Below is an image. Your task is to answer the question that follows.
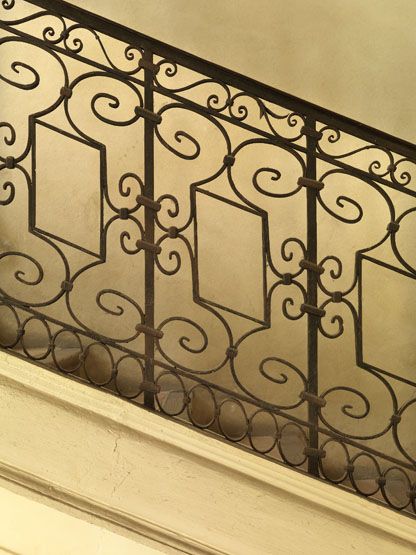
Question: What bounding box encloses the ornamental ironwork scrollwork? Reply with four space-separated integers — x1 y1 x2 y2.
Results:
1 0 416 518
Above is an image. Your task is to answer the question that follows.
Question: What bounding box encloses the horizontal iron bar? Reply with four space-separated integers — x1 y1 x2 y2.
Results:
303 447 326 459
299 259 325 275
300 126 323 140
140 381 161 394
135 106 162 124
136 239 162 254
138 58 160 75
25 0 416 160
136 195 161 212
135 324 164 339
299 391 327 407
301 304 326 318
298 177 325 191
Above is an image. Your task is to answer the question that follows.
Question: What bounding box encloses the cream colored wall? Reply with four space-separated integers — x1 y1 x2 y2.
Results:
0 486 170 555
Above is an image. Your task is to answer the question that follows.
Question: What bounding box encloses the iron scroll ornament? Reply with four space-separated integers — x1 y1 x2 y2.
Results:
1 0 416 517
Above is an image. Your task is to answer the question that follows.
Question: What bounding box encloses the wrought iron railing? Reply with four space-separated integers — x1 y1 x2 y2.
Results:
1 0 416 516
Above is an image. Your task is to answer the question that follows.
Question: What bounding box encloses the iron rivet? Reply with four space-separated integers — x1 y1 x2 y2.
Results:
387 221 400 233
390 414 401 425
119 208 129 220
61 280 73 292
223 155 235 167
332 291 342 303
301 126 323 140
282 273 292 285
226 346 238 359
5 156 15 169
60 86 73 98
168 226 179 239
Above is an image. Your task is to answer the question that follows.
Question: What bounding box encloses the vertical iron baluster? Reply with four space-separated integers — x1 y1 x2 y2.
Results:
305 117 320 476
143 48 156 410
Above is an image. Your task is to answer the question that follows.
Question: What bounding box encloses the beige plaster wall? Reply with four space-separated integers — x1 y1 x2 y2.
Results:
0 485 170 555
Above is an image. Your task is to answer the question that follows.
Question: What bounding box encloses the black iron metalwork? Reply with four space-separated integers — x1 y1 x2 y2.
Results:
1 0 416 517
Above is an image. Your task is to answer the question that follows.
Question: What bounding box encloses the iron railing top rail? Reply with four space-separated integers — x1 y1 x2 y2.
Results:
24 0 416 160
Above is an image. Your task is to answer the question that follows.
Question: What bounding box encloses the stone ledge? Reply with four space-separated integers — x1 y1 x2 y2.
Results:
0 351 415 554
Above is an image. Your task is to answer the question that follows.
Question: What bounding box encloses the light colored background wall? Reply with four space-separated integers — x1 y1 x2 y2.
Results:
0 486 169 555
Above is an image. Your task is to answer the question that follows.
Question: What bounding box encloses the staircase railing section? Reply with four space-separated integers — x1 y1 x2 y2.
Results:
1 0 416 516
